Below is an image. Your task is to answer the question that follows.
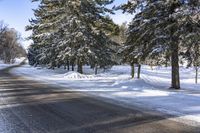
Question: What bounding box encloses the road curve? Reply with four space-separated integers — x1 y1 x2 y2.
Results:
0 65 199 133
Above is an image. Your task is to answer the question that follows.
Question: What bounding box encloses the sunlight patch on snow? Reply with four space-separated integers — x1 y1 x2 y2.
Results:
112 90 171 97
160 108 200 126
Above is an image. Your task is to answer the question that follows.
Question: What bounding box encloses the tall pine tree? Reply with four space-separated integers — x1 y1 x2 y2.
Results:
27 0 118 73
119 0 200 89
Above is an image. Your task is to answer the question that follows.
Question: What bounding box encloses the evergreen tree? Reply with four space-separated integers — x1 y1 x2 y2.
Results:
27 0 118 74
111 22 128 64
119 0 200 89
27 0 66 68
180 7 200 83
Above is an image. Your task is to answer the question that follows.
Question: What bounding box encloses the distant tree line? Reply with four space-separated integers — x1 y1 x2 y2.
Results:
0 21 26 63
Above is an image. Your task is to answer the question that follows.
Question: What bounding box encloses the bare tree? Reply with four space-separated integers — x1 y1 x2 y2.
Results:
0 21 26 63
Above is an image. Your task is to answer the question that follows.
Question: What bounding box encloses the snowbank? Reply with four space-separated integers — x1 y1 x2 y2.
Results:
0 63 11 70
11 64 200 126
63 71 94 80
0 57 25 70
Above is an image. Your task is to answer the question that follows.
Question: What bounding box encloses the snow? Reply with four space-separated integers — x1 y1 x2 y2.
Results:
0 61 11 70
0 58 25 70
63 71 94 80
10 64 200 126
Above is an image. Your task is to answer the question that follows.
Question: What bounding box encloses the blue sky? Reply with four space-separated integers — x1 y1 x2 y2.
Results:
0 0 133 48
0 0 38 38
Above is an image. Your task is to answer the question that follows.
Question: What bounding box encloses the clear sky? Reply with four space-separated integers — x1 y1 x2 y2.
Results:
0 0 133 49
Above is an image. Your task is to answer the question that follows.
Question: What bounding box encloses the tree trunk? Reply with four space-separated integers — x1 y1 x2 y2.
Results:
131 63 135 78
95 64 98 75
170 43 180 89
71 63 74 71
195 66 198 84
67 60 70 71
169 2 180 89
165 56 168 67
137 64 141 79
150 62 153 70
77 59 83 74
194 44 199 84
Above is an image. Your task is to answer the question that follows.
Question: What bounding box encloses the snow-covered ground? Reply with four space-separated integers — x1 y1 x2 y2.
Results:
0 61 12 70
0 58 25 70
11 64 200 126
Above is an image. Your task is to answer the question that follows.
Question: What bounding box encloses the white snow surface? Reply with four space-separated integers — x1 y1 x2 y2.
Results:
63 71 94 80
11 64 200 126
0 58 25 70
0 61 11 70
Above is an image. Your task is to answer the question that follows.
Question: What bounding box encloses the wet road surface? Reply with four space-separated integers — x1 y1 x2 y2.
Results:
0 65 200 133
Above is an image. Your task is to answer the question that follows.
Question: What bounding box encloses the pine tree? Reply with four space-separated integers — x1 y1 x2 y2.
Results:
55 0 118 73
119 0 200 89
27 0 65 68
180 6 200 83
27 0 118 74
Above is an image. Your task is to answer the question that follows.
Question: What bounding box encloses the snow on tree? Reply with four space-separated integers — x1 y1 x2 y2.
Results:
27 0 64 68
179 5 200 83
119 0 200 89
27 0 119 74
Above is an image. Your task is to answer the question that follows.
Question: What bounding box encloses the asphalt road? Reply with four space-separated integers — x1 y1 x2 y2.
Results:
0 65 200 133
